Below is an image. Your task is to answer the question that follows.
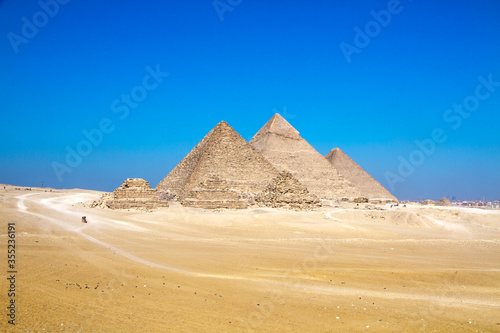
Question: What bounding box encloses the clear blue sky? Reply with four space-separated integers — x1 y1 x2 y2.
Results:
1 0 499 201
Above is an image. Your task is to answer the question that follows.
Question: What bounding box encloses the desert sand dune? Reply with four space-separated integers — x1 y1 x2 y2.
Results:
1 185 499 332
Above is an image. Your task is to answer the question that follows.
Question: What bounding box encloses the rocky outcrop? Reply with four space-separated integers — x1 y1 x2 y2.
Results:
92 178 168 210
255 171 321 210
181 176 247 209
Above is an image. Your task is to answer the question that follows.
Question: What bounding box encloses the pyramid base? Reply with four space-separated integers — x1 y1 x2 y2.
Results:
106 199 169 210
181 199 247 210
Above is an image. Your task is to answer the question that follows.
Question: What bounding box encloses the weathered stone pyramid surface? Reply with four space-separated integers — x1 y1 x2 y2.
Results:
113 178 159 199
252 113 301 140
436 197 452 206
325 148 397 201
255 171 321 210
182 175 247 209
93 178 168 210
156 121 283 200
250 114 361 200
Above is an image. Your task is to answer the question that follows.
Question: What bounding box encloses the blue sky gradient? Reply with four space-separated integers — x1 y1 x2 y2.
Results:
1 0 499 200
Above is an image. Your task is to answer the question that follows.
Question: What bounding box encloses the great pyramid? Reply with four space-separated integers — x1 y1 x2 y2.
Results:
156 121 284 201
325 148 397 201
250 114 361 200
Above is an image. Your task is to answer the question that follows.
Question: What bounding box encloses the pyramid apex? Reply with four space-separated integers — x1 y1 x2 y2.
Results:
326 147 343 157
213 120 235 132
252 113 300 140
270 113 288 123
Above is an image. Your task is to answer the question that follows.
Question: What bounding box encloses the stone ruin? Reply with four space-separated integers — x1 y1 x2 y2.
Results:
352 197 369 203
181 175 247 209
92 178 168 210
421 199 436 205
255 171 322 210
436 197 453 206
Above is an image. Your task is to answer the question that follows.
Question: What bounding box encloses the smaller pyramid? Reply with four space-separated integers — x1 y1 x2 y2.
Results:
252 113 301 140
93 178 168 210
436 197 452 206
255 171 321 209
325 148 397 201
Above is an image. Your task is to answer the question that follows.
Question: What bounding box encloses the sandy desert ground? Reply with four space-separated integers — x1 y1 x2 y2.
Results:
1 185 499 332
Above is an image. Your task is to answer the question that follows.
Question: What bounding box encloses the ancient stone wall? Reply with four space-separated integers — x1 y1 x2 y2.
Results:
106 199 169 210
